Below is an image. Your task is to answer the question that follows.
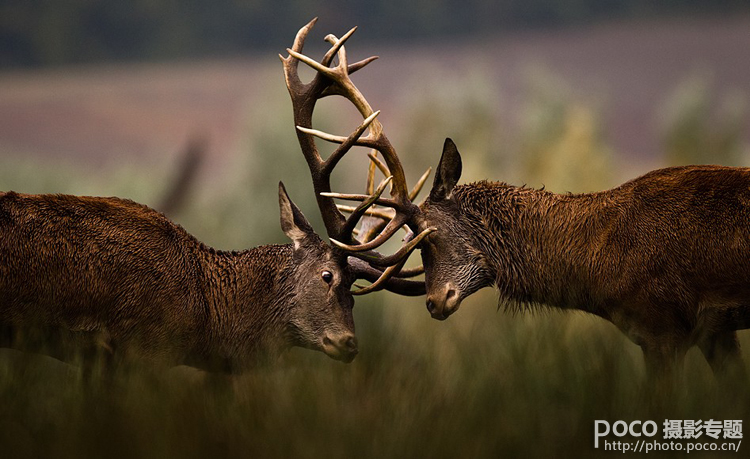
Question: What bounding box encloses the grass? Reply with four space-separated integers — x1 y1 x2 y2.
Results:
1 292 748 458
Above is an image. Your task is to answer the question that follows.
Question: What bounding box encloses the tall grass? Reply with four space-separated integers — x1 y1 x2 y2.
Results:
1 67 749 458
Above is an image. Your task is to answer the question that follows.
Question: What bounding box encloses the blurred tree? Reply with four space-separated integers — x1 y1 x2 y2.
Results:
395 69 504 185
519 70 615 193
659 75 749 167
181 69 343 249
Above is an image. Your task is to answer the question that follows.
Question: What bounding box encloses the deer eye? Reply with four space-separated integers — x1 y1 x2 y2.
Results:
321 270 333 283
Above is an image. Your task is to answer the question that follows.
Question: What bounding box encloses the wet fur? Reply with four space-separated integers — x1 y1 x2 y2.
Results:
423 165 750 382
0 191 350 373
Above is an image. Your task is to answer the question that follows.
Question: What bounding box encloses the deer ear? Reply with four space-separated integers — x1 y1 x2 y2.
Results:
429 138 462 202
278 182 314 249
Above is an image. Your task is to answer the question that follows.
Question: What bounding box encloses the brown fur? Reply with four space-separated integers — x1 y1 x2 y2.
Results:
418 140 750 382
0 190 357 373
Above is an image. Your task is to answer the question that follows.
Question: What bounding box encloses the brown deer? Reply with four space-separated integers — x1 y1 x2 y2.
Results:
0 178 424 373
355 138 750 382
293 21 750 383
420 141 750 381
0 21 440 373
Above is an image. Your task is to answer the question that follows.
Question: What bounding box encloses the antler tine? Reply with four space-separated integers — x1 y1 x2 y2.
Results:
291 17 318 54
351 153 387 245
281 20 349 241
336 204 395 220
366 156 376 195
348 56 379 75
368 152 390 179
347 258 425 296
324 111 380 175
392 265 425 278
279 18 318 96
330 212 416 253
410 167 432 201
322 27 357 67
357 151 392 241
352 258 409 295
335 226 435 266
319 190 395 205
295 115 380 149
339 176 392 238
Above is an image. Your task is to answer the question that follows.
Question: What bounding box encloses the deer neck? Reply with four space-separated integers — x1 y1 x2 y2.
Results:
457 182 612 311
193 244 296 370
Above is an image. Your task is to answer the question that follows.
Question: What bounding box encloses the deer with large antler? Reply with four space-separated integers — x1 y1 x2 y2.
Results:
288 20 750 386
0 183 368 372
0 21 438 375
419 143 750 386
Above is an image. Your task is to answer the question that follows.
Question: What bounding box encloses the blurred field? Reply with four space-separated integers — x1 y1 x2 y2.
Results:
1 15 750 172
1 295 748 458
2 16 750 458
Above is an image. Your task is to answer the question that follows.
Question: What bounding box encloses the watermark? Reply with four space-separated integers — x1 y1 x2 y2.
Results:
595 419 742 453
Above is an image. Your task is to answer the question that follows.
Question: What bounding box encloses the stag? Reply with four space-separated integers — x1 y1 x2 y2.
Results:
0 22 435 373
353 138 750 382
0 183 382 373
297 22 750 383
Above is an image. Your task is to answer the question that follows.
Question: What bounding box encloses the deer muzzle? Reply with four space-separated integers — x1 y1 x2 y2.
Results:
322 332 359 363
425 283 461 320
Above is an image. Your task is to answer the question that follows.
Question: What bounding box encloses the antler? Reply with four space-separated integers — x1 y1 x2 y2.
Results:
280 19 432 294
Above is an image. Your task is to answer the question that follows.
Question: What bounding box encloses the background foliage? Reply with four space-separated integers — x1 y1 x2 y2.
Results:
1 0 749 67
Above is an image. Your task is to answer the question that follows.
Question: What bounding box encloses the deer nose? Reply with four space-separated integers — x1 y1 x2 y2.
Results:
344 335 358 351
322 333 359 363
426 295 448 320
426 284 460 320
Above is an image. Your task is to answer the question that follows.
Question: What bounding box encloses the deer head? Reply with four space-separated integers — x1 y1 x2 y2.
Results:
418 139 496 319
277 182 358 362
279 20 493 321
279 21 503 323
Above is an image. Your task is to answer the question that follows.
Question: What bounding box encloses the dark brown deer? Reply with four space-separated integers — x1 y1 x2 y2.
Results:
350 137 750 382
0 38 434 374
0 21 437 373
298 22 750 383
0 181 413 373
